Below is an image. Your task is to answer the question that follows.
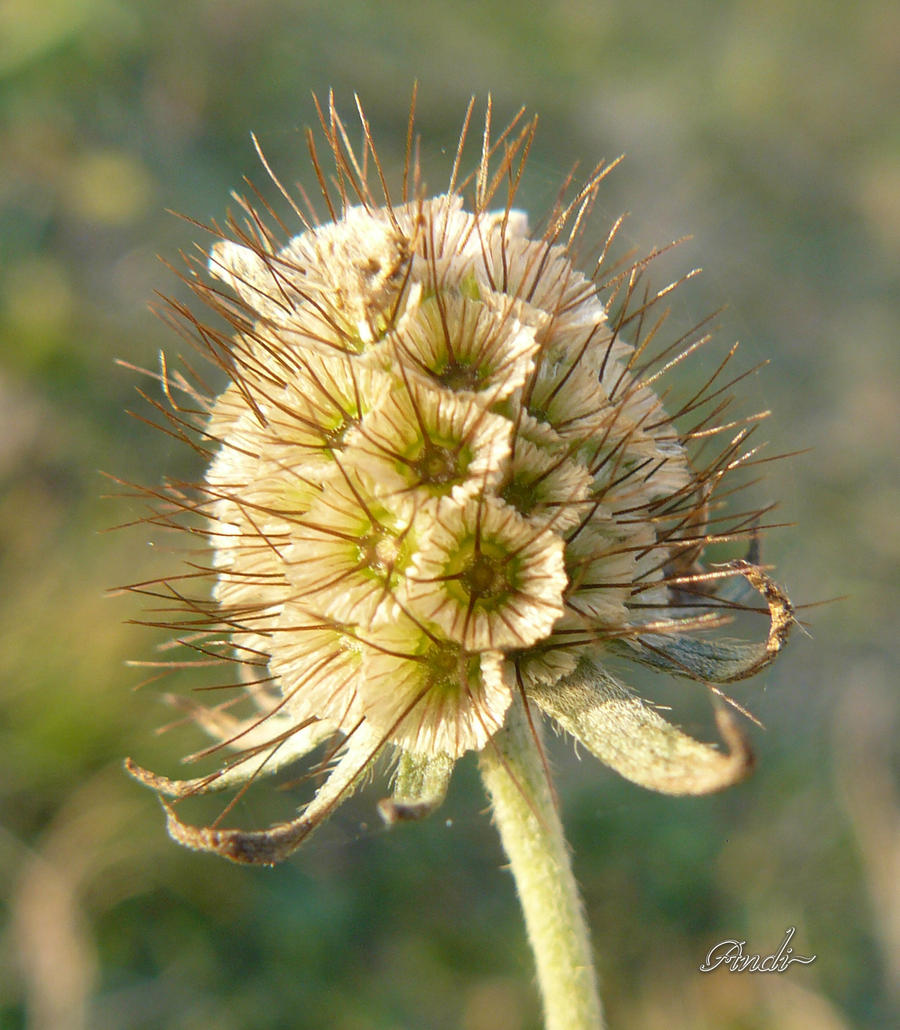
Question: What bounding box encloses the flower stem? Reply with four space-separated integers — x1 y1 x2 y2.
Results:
478 694 604 1030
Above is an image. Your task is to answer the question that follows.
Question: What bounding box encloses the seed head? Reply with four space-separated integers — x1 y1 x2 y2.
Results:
122 92 794 864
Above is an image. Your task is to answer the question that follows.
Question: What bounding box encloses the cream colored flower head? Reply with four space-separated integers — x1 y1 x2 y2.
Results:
125 93 794 864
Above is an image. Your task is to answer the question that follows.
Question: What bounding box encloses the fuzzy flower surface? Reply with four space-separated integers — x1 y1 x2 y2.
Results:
123 95 794 864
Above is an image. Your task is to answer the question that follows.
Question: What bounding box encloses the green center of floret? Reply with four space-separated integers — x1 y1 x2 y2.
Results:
322 415 360 449
421 643 481 698
360 531 399 574
460 553 510 602
500 476 539 517
412 441 463 487
435 359 483 392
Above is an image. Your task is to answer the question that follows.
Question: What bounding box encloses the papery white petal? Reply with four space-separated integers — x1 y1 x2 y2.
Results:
358 617 513 757
406 495 567 650
498 436 593 531
268 614 365 728
282 472 418 626
374 291 542 403
342 379 512 507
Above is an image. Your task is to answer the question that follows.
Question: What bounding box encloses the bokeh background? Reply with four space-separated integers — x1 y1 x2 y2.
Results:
1 1 897 1028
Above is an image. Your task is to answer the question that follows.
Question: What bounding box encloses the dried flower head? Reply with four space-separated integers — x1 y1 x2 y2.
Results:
122 92 794 865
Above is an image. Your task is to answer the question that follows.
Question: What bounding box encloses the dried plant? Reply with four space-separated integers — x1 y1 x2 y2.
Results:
118 90 794 1029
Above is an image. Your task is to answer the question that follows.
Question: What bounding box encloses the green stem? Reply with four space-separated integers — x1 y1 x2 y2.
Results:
478 694 604 1030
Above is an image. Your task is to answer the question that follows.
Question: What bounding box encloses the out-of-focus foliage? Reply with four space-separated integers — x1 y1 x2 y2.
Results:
0 2 896 1028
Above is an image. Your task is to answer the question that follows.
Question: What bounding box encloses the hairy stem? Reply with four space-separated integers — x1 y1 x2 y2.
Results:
478 694 604 1030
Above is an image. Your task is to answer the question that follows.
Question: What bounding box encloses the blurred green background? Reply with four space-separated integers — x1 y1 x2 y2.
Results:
1 1 897 1028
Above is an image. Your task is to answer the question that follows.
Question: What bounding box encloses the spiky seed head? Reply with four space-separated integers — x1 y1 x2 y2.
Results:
121 92 794 864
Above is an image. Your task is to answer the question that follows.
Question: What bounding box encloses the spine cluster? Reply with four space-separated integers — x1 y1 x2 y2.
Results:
199 190 694 758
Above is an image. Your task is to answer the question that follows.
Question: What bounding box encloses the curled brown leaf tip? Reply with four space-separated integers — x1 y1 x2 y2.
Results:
124 757 224 799
162 800 311 866
710 705 756 787
628 561 796 686
721 559 795 666
378 750 454 825
377 798 435 824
